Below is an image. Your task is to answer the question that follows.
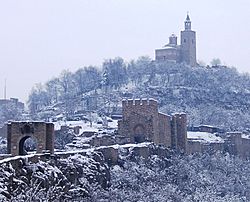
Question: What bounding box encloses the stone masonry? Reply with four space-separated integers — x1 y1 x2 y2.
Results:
118 98 187 151
186 132 250 159
7 122 54 156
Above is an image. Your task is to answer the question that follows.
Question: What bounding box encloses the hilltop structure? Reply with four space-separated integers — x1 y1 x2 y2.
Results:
155 14 197 66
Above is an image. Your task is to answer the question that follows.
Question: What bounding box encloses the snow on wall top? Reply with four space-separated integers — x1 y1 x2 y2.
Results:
242 134 250 140
187 131 224 143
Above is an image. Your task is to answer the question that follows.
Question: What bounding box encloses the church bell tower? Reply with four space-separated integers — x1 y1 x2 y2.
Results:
180 13 197 66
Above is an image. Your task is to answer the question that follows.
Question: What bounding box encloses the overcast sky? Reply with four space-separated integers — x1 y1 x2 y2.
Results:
0 0 250 102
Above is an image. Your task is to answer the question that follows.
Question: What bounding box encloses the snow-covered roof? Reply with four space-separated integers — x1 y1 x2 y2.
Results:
187 131 224 143
124 98 157 102
156 45 177 50
242 134 250 140
199 125 219 129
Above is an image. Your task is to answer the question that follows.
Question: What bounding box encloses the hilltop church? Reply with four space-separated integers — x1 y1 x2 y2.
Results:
155 14 197 66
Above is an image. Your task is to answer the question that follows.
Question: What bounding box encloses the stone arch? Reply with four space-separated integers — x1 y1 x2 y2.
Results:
18 135 37 155
133 124 146 143
7 122 54 156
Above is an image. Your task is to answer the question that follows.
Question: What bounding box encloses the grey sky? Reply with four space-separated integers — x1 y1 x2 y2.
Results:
1 0 250 102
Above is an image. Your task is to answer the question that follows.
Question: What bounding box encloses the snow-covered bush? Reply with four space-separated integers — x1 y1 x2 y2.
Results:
0 152 110 201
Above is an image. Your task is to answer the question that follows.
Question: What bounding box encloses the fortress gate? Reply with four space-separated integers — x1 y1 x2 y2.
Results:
7 122 54 156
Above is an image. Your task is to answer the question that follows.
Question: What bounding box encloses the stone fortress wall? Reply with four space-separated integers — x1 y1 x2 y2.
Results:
118 98 250 158
186 131 250 159
118 98 187 151
3 100 250 160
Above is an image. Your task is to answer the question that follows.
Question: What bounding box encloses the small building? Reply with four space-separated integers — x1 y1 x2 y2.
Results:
187 131 250 158
0 98 24 112
155 34 180 62
198 125 222 133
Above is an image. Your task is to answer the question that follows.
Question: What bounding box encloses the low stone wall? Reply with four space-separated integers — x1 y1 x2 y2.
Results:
0 143 172 169
186 141 202 154
240 138 250 158
187 141 224 155
0 125 7 138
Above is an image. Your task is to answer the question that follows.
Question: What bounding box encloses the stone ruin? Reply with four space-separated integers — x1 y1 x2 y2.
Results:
7 122 54 156
118 98 187 151
5 99 187 158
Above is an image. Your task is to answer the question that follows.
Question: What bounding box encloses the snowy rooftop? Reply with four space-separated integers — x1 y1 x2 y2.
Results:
199 125 219 128
242 134 250 140
187 131 224 143
156 45 177 50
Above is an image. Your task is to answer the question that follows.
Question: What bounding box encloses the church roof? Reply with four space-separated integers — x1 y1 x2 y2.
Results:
186 14 190 21
163 45 176 49
156 44 178 50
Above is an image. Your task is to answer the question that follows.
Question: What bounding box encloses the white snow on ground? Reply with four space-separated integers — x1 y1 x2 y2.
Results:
187 131 224 143
54 121 98 133
98 142 152 150
0 153 44 164
59 142 152 155
107 119 118 129
54 119 118 135
242 134 250 140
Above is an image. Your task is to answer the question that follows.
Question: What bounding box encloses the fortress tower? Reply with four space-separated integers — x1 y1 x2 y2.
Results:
180 14 197 66
118 99 169 146
118 98 187 152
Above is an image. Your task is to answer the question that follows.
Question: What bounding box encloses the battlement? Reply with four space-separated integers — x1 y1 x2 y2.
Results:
119 98 188 152
122 98 158 108
172 113 187 121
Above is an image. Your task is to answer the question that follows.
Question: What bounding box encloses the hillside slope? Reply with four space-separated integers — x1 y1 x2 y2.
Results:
27 57 250 131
